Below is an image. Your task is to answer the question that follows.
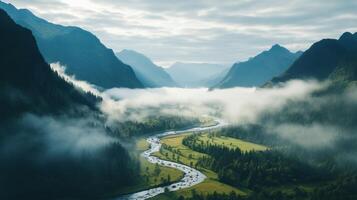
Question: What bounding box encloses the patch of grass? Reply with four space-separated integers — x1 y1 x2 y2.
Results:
151 133 248 199
115 138 184 196
178 179 247 197
152 133 208 168
197 133 268 152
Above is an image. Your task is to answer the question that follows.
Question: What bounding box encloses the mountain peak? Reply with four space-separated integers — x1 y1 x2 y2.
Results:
215 44 300 88
0 1 15 9
118 49 151 61
116 49 177 87
270 44 289 52
338 32 357 49
0 2 34 17
1 3 144 89
339 32 354 41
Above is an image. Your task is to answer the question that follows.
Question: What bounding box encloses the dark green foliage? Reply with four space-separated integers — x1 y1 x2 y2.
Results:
182 132 357 200
179 191 244 200
0 8 99 120
108 115 200 137
183 135 322 189
270 32 357 84
0 9 139 199
0 2 143 89
0 139 138 199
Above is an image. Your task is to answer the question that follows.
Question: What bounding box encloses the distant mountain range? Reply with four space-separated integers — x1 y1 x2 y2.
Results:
116 49 177 87
215 44 302 88
166 62 229 87
0 8 97 120
0 2 143 89
270 32 357 86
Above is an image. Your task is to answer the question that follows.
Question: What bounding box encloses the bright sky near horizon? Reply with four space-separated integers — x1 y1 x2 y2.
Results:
3 0 357 67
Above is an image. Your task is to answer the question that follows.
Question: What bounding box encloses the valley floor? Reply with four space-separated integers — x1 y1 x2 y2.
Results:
150 132 268 199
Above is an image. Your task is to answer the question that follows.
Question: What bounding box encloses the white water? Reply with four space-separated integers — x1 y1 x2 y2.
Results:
115 119 227 200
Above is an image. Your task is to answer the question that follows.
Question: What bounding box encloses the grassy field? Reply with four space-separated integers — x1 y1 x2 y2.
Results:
115 138 184 196
196 133 268 152
118 128 268 199
151 133 252 199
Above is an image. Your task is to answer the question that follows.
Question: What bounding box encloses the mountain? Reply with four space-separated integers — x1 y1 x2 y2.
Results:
166 62 229 87
215 45 302 88
0 2 143 89
201 68 230 87
0 8 98 120
0 9 137 199
270 32 357 85
116 49 177 87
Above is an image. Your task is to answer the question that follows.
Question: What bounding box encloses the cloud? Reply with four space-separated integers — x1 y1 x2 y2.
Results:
3 0 357 66
27 114 113 156
50 63 102 96
98 79 357 162
47 63 357 160
0 114 115 160
273 123 339 149
100 80 323 124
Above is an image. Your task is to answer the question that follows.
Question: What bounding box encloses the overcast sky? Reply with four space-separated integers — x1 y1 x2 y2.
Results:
3 0 357 67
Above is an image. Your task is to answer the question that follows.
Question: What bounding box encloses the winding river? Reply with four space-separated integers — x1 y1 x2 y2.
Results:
116 119 227 200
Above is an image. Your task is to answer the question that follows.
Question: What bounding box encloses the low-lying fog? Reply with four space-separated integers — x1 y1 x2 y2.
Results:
51 63 357 160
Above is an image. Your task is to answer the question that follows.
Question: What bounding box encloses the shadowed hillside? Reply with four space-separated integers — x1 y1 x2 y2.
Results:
0 2 143 89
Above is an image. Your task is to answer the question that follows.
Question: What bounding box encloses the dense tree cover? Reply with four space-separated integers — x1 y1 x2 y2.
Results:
0 140 139 199
183 135 324 188
177 190 244 200
182 131 357 200
176 180 357 200
0 9 140 199
108 115 200 137
270 32 357 84
0 8 99 121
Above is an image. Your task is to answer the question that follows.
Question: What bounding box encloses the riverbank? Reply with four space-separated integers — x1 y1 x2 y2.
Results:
115 120 227 200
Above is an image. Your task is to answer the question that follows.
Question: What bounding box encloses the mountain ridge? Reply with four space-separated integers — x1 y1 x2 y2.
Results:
0 8 98 120
269 32 357 85
166 62 229 87
215 44 302 88
0 1 144 89
116 49 177 87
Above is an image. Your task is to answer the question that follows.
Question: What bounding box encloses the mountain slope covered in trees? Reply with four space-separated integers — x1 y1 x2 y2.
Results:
0 9 138 199
0 2 143 89
0 8 98 120
270 32 357 85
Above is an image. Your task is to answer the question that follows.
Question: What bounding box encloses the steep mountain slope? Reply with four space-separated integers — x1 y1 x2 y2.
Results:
270 32 357 84
215 45 302 88
0 2 143 89
0 9 137 199
0 9 97 120
116 49 177 87
166 62 228 87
